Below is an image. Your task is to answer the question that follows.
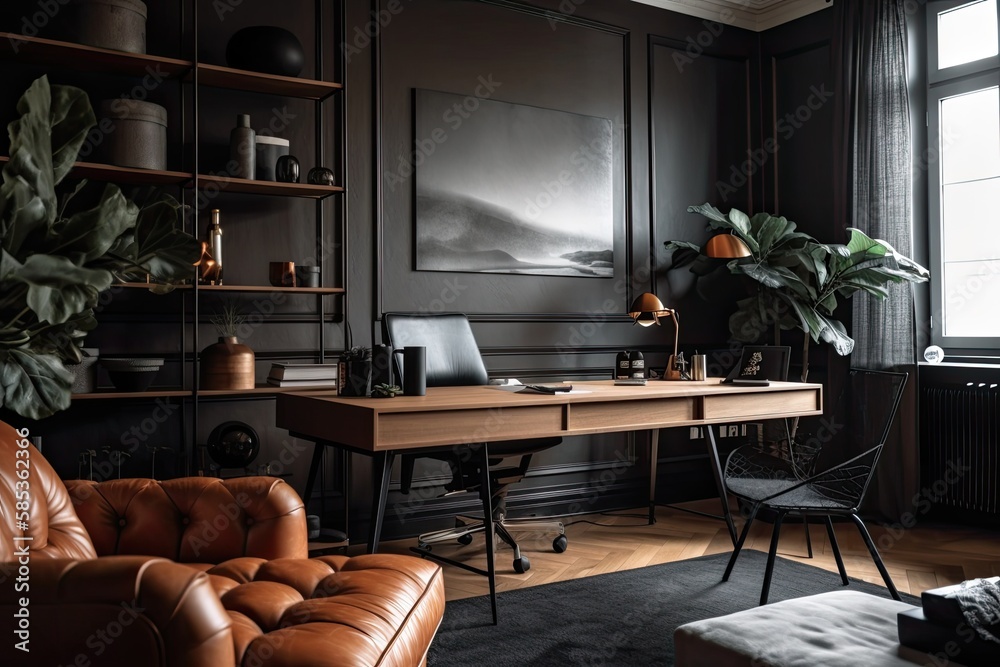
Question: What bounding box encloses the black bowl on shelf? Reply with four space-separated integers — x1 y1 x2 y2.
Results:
101 358 164 392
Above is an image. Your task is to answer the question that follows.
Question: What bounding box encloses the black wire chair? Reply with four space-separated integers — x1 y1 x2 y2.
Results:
721 368 908 605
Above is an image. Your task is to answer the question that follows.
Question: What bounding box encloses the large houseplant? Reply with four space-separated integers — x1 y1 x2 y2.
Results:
1 76 200 419
667 203 928 420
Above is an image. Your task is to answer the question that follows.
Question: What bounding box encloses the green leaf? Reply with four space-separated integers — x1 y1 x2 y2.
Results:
25 310 97 361
0 348 72 419
728 208 751 237
14 254 112 324
845 228 886 257
48 83 96 185
687 203 729 224
130 196 200 282
0 173 48 256
1 249 22 282
46 183 137 264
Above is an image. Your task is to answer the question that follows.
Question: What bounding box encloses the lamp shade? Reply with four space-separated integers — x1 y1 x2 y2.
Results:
704 233 752 259
628 293 672 327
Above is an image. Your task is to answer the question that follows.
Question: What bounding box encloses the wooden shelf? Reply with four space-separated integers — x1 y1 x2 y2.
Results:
118 282 193 290
196 63 342 100
72 385 336 401
197 285 343 295
72 389 190 401
0 156 192 186
199 385 333 398
0 32 192 78
0 34 340 100
196 173 343 199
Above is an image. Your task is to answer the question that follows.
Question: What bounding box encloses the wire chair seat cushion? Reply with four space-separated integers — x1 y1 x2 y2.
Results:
725 477 854 511
725 444 883 513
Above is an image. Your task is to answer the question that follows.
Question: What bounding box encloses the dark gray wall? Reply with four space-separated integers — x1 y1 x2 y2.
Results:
1 0 846 540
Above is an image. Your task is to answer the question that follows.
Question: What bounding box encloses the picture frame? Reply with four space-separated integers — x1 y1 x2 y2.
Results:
722 345 791 383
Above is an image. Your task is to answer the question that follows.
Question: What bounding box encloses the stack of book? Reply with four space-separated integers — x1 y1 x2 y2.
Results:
266 362 339 388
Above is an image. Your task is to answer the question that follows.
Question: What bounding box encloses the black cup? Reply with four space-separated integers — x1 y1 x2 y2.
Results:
393 346 426 396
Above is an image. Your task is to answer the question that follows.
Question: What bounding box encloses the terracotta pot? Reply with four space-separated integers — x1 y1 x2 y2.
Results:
200 336 255 390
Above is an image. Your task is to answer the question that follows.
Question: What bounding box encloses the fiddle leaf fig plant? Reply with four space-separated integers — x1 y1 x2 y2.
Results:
1 76 200 419
666 203 929 386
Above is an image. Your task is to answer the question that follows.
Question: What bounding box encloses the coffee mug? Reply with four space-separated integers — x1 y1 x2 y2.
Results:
392 346 426 396
269 261 296 287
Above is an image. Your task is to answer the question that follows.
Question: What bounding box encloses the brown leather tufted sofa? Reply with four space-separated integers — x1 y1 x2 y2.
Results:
0 420 444 666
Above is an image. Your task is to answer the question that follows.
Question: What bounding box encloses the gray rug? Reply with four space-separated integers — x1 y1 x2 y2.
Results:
428 550 918 666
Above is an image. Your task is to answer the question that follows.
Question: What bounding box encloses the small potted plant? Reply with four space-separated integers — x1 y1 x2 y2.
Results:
200 303 254 390
339 346 372 397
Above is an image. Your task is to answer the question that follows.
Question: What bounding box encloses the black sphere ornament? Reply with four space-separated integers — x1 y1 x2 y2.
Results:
307 167 336 186
226 26 305 77
275 155 300 183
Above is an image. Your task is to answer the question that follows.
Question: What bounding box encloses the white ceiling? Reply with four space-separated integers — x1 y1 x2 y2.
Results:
631 0 833 32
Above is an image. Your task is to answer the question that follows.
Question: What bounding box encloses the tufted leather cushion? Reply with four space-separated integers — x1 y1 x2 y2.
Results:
0 421 97 561
66 476 308 562
210 554 445 667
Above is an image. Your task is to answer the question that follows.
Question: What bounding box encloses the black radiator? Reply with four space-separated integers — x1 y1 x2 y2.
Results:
919 364 1000 524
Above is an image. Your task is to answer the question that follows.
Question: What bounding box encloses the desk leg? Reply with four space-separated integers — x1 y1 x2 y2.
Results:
367 451 395 554
705 427 738 546
304 442 325 506
648 429 660 525
474 443 498 626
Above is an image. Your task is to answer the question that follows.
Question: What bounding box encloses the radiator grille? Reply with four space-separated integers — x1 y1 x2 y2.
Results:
921 381 999 516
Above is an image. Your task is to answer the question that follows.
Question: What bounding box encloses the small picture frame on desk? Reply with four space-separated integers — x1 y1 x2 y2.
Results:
721 345 791 386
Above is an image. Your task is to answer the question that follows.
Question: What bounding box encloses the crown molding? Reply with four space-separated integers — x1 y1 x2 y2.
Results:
631 0 832 32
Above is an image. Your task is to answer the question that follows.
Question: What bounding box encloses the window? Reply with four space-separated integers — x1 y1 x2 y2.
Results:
928 0 1000 349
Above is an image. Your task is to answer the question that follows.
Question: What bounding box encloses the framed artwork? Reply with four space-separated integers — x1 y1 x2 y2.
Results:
413 89 614 278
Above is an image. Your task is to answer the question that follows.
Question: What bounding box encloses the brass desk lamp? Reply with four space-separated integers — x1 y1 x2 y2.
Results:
628 292 687 380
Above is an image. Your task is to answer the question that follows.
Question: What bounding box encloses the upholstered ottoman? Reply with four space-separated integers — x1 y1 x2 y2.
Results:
674 590 923 667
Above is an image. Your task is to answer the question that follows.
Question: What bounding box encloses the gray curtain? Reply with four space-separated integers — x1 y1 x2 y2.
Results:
838 0 919 520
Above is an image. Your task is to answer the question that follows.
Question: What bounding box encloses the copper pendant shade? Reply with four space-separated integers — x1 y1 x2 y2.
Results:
704 233 752 259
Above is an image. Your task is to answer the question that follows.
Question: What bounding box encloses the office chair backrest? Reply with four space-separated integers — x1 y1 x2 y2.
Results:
383 313 489 387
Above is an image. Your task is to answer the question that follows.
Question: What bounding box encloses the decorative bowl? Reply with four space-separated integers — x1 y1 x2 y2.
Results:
101 357 164 391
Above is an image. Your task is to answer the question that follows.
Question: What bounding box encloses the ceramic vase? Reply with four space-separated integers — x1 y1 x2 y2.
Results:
201 336 255 390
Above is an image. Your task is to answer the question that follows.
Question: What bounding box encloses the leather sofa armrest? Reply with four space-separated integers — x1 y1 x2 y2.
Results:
0 556 234 667
66 476 308 561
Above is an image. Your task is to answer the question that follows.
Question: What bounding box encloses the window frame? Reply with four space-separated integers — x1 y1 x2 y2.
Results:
927 0 1000 352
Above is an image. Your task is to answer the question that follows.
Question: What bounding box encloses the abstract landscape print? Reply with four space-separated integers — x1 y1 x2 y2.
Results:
414 89 614 278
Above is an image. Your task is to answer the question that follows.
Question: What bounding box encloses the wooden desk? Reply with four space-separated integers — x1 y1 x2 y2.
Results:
277 379 822 621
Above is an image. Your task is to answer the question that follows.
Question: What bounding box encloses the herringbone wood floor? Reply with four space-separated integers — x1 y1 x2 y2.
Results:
377 500 1000 602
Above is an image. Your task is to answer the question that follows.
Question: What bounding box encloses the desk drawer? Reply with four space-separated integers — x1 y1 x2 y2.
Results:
703 388 821 421
378 405 564 449
569 398 695 432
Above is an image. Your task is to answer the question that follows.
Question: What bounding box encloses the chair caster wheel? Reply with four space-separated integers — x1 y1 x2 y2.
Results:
457 533 473 546
513 557 531 574
553 535 568 553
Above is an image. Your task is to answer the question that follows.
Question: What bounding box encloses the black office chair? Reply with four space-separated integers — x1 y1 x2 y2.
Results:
382 312 567 573
721 368 907 605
